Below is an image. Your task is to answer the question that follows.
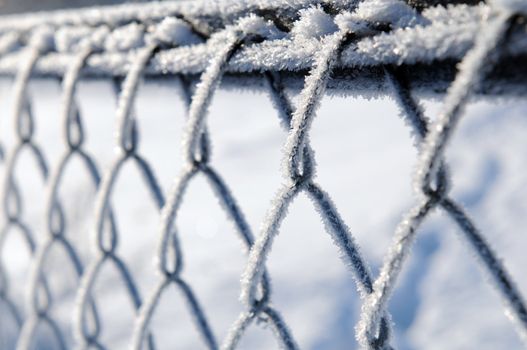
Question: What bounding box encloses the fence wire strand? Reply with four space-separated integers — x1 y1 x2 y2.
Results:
0 32 52 348
0 1 526 349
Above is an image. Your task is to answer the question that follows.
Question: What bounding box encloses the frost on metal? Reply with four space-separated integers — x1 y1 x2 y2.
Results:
0 0 526 349
0 0 525 93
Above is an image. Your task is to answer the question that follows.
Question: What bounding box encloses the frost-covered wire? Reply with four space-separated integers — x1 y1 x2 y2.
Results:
133 16 285 350
358 6 527 349
0 28 53 347
0 0 526 349
73 24 166 350
15 31 111 350
0 1 524 95
232 6 404 349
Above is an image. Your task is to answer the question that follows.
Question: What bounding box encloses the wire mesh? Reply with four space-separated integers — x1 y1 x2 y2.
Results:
0 0 526 349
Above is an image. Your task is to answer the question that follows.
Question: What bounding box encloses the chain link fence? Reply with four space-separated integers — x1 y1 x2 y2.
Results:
0 0 526 349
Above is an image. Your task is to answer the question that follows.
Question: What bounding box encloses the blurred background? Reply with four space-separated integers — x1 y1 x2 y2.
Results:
0 0 146 14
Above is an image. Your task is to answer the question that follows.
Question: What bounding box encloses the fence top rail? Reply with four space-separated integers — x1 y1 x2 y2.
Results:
0 0 524 95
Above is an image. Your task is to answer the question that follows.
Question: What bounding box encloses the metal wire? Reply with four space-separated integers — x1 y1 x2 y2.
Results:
0 1 525 350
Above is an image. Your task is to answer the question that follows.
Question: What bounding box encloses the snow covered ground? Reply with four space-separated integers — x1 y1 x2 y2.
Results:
0 77 526 349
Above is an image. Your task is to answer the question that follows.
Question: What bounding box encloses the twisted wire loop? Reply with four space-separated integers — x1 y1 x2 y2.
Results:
358 5 527 349
73 27 166 350
269 69 394 348
230 11 395 350
0 32 12 160
0 29 54 347
16 36 109 350
131 16 283 350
